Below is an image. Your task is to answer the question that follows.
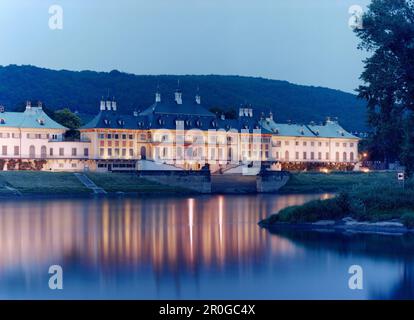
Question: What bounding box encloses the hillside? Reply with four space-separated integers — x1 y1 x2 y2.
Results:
0 65 367 131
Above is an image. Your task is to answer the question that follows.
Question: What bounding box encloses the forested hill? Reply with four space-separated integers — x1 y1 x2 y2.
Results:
0 65 367 131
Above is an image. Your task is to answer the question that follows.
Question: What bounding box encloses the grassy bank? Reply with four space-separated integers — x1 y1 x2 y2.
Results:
262 179 414 228
0 171 191 196
279 171 396 194
86 173 191 193
0 172 89 195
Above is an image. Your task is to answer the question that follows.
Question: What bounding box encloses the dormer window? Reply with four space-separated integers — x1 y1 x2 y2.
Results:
103 119 110 125
0 118 5 125
300 129 305 135
196 120 202 127
186 120 192 127
38 118 45 125
117 119 124 126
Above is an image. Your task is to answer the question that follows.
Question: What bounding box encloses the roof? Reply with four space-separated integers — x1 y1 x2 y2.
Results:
140 97 215 117
81 110 149 130
307 121 359 139
260 119 315 137
0 107 66 130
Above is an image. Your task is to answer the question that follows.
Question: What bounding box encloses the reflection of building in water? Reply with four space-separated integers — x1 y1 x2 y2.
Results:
0 196 312 276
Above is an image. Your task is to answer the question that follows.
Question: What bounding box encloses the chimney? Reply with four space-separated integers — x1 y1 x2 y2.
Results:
269 111 273 120
195 94 201 105
174 89 182 105
155 92 161 103
106 100 112 111
239 108 244 117
0 105 4 113
26 101 32 110
37 101 43 109
111 99 117 111
220 114 225 120
100 99 106 111
133 110 138 117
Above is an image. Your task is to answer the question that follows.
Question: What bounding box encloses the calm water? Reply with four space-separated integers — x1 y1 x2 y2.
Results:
0 193 413 300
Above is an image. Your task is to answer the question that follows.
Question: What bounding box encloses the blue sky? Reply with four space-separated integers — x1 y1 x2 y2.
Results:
0 0 370 93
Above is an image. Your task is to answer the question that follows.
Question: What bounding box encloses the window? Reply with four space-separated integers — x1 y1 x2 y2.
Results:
122 149 126 157
99 133 105 139
100 148 104 157
14 146 19 156
303 141 307 146
310 152 314 160
114 134 119 139
326 152 330 160
107 134 112 139
12 133 20 139
115 149 119 156
129 134 134 140
318 152 322 160
50 148 54 156
295 152 299 160
303 152 307 160
350 152 355 162
295 141 299 146
71 163 77 168
108 149 112 156
59 148 64 156
51 134 58 140
343 152 347 162
336 152 340 162
41 146 47 158
29 145 35 158
343 143 347 147
285 141 290 146
129 149 133 157
350 143 354 147
318 142 322 147
2 145 7 156
122 134 127 140
336 142 340 147
72 148 77 156
285 151 289 161
311 142 315 147
84 148 89 157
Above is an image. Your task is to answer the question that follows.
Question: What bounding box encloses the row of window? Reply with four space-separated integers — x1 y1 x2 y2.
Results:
99 148 134 157
273 140 356 148
3 146 91 158
98 133 136 140
274 151 355 162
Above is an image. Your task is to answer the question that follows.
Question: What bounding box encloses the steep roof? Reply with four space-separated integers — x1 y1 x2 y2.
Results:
81 110 148 130
260 119 315 137
0 107 66 129
140 96 215 117
307 121 359 139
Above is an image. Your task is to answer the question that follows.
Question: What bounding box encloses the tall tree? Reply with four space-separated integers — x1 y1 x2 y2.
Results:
355 0 414 169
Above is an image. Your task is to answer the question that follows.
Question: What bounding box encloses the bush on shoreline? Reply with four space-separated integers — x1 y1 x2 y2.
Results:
265 180 414 228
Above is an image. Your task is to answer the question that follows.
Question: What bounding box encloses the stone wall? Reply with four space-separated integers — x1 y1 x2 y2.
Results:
256 171 291 193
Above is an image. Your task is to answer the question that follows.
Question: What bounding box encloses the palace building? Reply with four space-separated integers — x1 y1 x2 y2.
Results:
0 88 360 172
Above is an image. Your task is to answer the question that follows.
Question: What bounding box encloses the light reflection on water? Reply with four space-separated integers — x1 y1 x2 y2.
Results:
0 193 411 300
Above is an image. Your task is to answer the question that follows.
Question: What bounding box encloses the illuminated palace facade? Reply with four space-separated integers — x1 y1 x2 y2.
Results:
0 89 360 172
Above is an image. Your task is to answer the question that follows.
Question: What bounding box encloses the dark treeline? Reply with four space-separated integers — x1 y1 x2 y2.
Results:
0 65 366 131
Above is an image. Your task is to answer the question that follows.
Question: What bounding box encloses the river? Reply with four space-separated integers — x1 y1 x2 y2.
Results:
0 193 412 300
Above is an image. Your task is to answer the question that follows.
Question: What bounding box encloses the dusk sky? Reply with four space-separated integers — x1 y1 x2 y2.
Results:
0 0 370 93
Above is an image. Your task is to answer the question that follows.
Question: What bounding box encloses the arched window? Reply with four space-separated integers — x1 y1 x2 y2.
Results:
29 145 36 158
41 146 47 158
336 152 340 162
285 151 289 161
350 152 354 162
343 152 347 162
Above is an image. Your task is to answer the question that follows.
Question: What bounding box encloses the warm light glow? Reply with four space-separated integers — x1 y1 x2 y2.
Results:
320 168 330 174
361 167 370 173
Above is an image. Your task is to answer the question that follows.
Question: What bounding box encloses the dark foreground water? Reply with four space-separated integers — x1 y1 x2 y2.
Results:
0 193 413 300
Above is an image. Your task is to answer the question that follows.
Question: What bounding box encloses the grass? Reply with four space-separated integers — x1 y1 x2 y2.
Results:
279 171 396 194
0 171 89 195
86 172 191 193
262 179 414 228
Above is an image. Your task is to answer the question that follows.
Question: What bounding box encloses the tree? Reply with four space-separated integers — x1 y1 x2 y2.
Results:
53 108 81 129
355 0 414 171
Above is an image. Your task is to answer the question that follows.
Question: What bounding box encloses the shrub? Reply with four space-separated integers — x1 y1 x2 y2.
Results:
402 212 414 229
